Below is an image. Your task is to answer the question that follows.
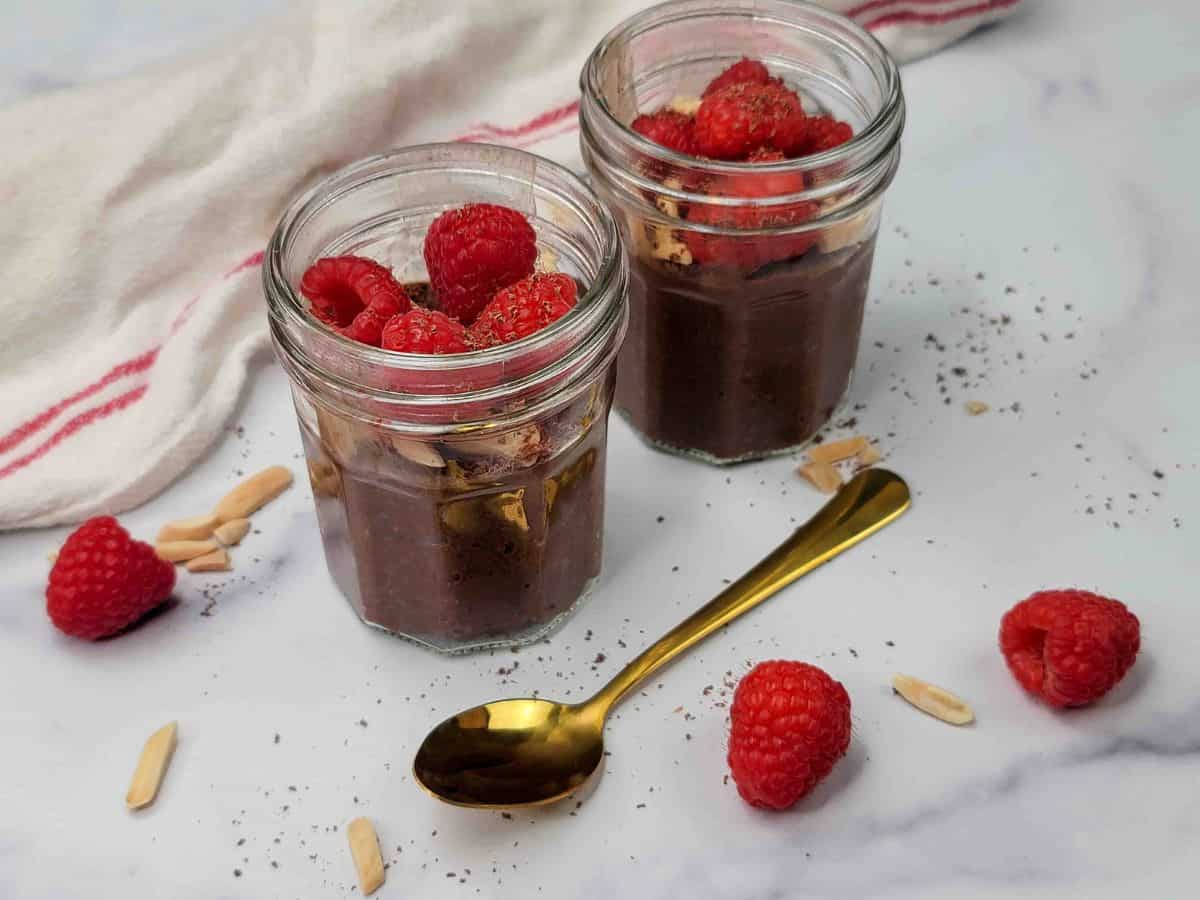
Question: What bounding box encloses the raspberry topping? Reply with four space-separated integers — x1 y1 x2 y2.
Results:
424 203 538 324
694 81 807 160
299 255 411 336
631 109 698 156
47 516 176 640
469 273 578 348
727 660 852 810
703 58 773 98
803 115 854 154
381 307 473 355
685 153 817 269
1000 589 1140 708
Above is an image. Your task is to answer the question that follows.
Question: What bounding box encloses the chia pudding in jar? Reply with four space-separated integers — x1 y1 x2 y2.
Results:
264 144 627 653
581 0 905 463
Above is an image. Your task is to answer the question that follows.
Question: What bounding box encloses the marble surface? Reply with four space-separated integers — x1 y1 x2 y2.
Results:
3 1 1199 898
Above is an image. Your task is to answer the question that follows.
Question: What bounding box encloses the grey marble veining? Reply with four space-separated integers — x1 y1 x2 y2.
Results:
2 1 1199 898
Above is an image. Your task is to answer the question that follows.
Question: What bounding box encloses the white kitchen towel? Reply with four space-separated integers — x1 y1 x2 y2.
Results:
0 0 1024 530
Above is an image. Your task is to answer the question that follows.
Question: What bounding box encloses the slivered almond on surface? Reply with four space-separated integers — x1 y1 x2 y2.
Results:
892 674 975 726
126 721 177 810
156 539 219 563
212 518 251 547
347 817 385 896
156 513 221 543
965 400 990 416
798 460 842 494
856 443 882 466
186 548 231 573
807 435 869 465
213 466 293 521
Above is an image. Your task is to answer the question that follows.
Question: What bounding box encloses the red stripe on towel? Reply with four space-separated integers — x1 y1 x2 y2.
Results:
0 385 149 481
0 249 263 460
863 0 1021 29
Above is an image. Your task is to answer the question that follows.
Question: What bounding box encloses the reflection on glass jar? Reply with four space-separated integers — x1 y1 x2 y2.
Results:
264 145 627 652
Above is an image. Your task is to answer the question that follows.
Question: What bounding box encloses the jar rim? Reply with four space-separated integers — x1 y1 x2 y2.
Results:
264 144 623 374
263 143 628 434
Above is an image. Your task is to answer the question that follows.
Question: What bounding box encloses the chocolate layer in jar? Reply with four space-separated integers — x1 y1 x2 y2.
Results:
301 373 611 650
616 234 877 462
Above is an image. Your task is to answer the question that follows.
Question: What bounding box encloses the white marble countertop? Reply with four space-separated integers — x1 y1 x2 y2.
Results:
3 2 1199 898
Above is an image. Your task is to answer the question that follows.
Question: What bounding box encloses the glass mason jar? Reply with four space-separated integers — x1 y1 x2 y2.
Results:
580 0 904 463
264 144 628 653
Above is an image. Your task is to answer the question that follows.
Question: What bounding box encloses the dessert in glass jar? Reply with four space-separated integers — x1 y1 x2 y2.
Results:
264 144 628 652
580 0 905 463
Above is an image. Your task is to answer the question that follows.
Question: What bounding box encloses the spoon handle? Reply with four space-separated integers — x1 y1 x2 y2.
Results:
587 468 911 714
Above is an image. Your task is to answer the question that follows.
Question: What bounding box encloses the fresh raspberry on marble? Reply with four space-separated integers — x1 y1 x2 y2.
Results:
47 516 176 640
803 115 854 154
703 58 774 98
423 203 538 324
631 109 699 156
299 255 411 331
727 660 852 810
469 273 578 348
381 307 473 355
1000 589 1140 708
694 81 807 160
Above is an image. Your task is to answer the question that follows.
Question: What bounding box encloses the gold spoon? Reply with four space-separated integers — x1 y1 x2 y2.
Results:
414 467 911 809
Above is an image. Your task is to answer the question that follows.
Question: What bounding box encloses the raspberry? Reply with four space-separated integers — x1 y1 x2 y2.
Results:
469 273 577 348
46 516 176 640
381 308 473 355
631 110 698 156
299 256 411 335
703 58 773 98
424 203 538 324
1000 589 1140 708
694 81 807 160
340 308 390 346
685 156 817 269
803 115 854 155
727 660 852 810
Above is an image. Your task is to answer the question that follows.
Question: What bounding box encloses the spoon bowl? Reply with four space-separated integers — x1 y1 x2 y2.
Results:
414 699 604 808
414 468 911 809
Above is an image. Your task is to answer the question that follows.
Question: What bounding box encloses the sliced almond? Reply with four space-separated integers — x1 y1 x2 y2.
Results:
807 435 869 465
536 246 560 273
212 518 251 547
798 460 842 494
666 95 702 116
126 721 178 810
347 817 385 896
965 400 990 416
213 466 293 522
649 224 693 265
856 443 883 466
156 539 219 563
891 674 975 726
387 436 445 469
455 424 542 464
156 513 221 543
185 548 231 573
817 202 877 254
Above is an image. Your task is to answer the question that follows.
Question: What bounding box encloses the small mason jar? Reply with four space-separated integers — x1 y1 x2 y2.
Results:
580 0 904 463
264 144 628 653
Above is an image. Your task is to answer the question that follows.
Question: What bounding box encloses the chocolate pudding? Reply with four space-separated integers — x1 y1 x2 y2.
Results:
299 376 611 651
616 236 876 462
